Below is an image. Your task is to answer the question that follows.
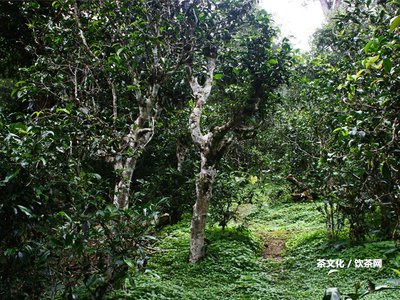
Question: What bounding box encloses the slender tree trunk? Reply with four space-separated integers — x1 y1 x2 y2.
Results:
319 0 332 16
113 156 137 209
185 57 217 262
189 155 216 263
319 0 344 17
75 2 166 210
176 139 188 172
110 82 160 208
333 0 342 10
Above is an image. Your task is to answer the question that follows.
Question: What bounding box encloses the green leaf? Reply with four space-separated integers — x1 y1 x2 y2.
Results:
92 173 102 180
390 15 400 32
124 258 136 268
383 58 392 73
392 268 400 277
116 47 125 58
213 73 223 80
249 175 258 185
1 169 20 184
56 108 71 115
52 1 60 8
366 55 380 68
10 122 27 133
32 111 43 118
57 211 72 222
353 69 365 80
364 40 374 54
127 85 137 91
268 58 279 65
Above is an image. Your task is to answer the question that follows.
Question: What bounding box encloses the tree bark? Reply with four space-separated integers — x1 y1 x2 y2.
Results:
319 0 332 16
189 155 216 263
111 110 158 209
111 85 160 209
113 156 137 209
176 138 188 172
319 0 344 17
185 57 217 262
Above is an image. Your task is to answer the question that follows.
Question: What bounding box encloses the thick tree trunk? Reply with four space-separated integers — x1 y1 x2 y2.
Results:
189 156 216 263
113 156 137 209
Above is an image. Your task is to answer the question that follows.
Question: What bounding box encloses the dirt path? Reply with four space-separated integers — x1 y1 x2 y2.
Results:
261 234 286 260
238 203 290 260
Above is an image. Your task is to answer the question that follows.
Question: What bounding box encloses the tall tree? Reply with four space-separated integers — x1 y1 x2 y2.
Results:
182 0 292 262
20 0 184 209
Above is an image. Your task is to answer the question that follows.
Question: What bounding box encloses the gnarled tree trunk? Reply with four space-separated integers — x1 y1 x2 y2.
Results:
186 57 217 262
74 2 168 209
186 55 237 262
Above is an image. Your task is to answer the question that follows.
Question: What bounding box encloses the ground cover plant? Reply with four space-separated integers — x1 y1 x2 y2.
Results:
116 191 400 299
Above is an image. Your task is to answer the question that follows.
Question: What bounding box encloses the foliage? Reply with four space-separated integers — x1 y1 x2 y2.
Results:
210 171 259 231
118 217 268 299
1 0 400 297
131 136 197 223
263 0 400 241
116 191 400 299
0 109 159 298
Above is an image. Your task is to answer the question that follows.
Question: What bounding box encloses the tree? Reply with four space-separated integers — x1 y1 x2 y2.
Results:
318 0 344 16
317 0 385 17
272 0 400 240
182 0 292 262
20 0 184 209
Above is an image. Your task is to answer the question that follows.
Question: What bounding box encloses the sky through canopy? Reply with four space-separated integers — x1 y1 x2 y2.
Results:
259 0 325 50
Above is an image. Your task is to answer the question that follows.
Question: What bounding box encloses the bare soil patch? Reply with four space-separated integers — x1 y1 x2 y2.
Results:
261 234 286 260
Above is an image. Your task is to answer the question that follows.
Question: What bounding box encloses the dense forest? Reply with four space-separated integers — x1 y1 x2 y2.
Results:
0 0 399 299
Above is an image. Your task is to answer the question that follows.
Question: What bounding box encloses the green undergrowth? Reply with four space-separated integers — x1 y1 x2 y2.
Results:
117 187 400 299
119 216 274 299
243 201 325 232
280 230 400 299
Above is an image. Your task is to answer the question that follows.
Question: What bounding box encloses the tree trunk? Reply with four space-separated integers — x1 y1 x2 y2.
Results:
319 0 345 17
319 0 332 16
113 156 137 209
176 139 188 172
333 0 342 10
185 57 218 263
189 155 216 263
110 82 160 209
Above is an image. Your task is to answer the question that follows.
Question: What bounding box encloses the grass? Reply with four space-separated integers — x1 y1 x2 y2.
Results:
117 183 400 299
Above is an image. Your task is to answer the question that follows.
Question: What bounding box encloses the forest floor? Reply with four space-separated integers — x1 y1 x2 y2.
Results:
118 183 400 299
